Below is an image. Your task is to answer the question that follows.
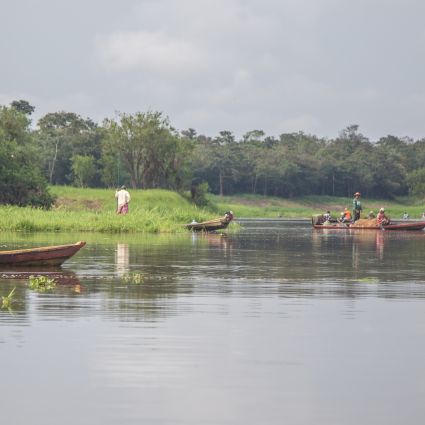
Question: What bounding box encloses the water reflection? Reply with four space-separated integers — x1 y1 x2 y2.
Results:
0 225 424 324
115 243 129 277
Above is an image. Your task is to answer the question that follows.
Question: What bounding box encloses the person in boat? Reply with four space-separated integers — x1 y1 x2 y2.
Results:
338 208 351 223
352 192 362 221
367 210 375 219
115 185 131 214
224 211 234 222
323 211 331 222
402 212 409 219
377 208 390 226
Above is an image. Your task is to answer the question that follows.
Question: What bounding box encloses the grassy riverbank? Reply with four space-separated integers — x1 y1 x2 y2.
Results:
0 187 219 233
213 193 425 220
0 187 423 233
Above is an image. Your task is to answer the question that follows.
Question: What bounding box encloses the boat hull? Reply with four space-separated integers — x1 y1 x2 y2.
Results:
313 222 425 231
186 218 230 232
0 241 86 266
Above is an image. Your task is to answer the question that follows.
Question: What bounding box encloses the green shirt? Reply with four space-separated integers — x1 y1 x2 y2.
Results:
353 198 362 212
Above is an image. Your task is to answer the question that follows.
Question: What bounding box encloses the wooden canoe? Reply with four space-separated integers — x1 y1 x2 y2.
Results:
313 222 425 231
0 241 86 266
186 217 231 232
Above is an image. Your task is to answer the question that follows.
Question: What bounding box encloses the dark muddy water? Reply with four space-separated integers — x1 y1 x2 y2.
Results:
1 222 425 425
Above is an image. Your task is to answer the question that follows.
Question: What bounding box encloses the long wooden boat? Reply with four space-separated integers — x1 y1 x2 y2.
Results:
0 241 86 266
313 221 425 231
186 217 231 232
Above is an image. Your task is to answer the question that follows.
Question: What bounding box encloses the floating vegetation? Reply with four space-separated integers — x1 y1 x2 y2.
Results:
1 287 16 309
122 272 144 285
28 275 57 291
355 277 380 284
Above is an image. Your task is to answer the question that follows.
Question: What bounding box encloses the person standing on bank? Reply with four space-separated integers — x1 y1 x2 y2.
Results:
115 185 131 215
352 192 362 222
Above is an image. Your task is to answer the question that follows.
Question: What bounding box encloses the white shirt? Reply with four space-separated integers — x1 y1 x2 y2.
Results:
115 189 131 208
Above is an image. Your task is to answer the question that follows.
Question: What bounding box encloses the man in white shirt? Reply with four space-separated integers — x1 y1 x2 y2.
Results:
115 185 131 214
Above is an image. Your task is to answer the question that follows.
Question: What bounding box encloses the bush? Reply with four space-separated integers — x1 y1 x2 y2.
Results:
191 181 210 207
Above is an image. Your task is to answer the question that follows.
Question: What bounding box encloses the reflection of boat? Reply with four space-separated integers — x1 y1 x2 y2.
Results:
0 241 86 266
312 220 425 231
186 216 233 232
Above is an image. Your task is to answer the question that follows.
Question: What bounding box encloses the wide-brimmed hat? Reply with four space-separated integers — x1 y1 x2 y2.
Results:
379 207 385 212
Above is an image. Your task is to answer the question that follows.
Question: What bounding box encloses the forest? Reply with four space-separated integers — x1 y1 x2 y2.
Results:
1 99 425 208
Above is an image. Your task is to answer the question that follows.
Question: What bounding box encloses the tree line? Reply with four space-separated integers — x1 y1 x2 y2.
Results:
1 99 424 208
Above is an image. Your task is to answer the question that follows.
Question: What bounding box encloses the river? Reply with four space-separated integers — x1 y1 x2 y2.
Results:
1 222 425 425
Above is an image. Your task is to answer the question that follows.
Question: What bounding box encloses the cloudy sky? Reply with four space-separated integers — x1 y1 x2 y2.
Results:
1 0 425 140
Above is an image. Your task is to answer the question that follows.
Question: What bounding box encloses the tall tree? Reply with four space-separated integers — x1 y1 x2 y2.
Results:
0 106 54 207
37 112 101 185
103 111 191 189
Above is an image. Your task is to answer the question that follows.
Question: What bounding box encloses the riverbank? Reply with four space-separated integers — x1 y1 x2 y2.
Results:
0 187 220 233
212 193 425 220
0 187 423 233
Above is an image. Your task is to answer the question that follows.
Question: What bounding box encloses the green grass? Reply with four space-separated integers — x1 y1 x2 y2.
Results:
211 193 425 220
0 187 423 233
0 187 228 233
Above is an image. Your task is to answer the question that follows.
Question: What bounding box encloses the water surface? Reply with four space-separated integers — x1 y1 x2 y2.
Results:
1 223 425 425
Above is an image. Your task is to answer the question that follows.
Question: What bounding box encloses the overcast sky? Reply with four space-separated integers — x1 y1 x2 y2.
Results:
1 0 425 140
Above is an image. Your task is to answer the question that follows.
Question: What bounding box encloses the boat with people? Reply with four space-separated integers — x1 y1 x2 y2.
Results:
312 215 425 231
186 211 234 232
0 241 86 266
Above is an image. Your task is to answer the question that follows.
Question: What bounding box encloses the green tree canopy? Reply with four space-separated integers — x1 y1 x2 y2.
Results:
0 106 54 207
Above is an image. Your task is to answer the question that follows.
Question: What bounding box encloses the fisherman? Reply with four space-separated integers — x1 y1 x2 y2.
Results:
367 210 376 219
323 210 331 222
224 211 234 221
339 208 351 223
377 208 390 226
115 185 131 214
352 192 362 221
343 208 352 222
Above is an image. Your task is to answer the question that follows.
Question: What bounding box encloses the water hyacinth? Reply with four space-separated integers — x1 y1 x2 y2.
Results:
122 272 144 284
28 275 57 291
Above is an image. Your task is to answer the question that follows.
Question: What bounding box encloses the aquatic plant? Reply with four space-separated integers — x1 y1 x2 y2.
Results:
28 275 57 291
1 287 16 309
122 272 144 284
